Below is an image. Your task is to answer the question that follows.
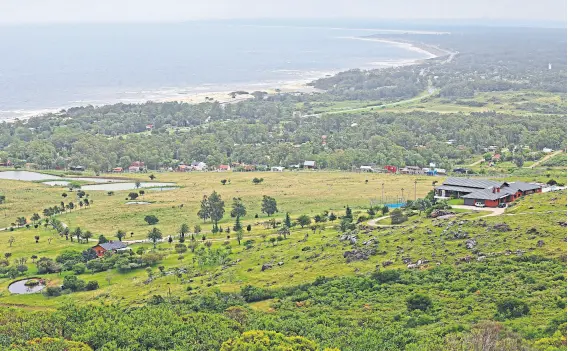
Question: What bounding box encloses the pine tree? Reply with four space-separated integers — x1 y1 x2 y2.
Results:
284 212 292 228
234 215 243 231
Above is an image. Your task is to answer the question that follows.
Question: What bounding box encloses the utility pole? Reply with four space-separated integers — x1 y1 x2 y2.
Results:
381 183 385 204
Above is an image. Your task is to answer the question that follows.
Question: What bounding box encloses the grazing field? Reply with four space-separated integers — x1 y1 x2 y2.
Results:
0 186 564 310
1 171 434 239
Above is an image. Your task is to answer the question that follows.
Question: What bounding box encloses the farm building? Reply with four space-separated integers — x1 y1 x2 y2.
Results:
191 162 207 171
92 241 129 257
128 161 145 172
218 164 231 171
304 161 316 169
112 167 123 173
271 166 284 172
400 166 424 175
435 178 542 207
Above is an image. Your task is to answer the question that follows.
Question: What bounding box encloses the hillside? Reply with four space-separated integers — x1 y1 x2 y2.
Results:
0 184 564 350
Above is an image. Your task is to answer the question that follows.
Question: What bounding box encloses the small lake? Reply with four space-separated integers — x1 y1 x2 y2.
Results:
8 278 46 294
81 182 175 191
66 177 126 183
0 171 129 185
126 201 151 205
0 170 59 181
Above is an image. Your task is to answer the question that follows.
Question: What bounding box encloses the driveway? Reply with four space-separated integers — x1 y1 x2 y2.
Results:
451 205 505 217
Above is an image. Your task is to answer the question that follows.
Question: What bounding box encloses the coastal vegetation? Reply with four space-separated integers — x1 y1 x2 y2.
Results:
0 25 565 350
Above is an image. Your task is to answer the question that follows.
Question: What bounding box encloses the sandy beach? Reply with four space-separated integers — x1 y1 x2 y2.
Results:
1 36 447 121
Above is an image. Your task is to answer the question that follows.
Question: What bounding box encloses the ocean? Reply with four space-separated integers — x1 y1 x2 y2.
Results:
0 21 431 120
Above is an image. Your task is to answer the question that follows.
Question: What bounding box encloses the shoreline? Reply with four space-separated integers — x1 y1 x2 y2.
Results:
1 37 445 123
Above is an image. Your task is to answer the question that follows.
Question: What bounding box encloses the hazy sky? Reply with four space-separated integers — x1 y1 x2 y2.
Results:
0 0 566 25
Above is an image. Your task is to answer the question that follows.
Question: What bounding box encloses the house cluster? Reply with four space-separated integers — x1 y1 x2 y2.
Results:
359 164 446 175
435 177 542 207
111 161 146 173
177 161 207 172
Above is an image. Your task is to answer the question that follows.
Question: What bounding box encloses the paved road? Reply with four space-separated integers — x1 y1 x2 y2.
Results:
451 205 505 217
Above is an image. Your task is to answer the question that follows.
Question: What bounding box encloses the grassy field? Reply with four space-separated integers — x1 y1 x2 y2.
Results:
0 180 564 309
0 171 435 239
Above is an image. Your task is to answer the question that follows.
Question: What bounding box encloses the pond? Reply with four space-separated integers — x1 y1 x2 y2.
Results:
81 182 175 191
0 171 126 184
126 201 151 205
0 170 59 181
66 177 126 183
8 278 46 294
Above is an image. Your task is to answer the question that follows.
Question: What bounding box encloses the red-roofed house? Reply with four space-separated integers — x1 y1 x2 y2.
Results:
128 161 145 172
218 164 231 171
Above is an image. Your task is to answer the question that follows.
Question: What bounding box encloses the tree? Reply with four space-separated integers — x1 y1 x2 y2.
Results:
31 213 41 224
98 235 108 244
208 191 225 230
344 206 353 221
135 181 141 189
62 193 68 198
297 215 311 228
0 195 5 204
149 174 156 180
73 227 82 243
8 236 15 247
147 227 163 249
381 205 389 215
278 226 290 239
497 298 530 319
220 330 319 351
179 223 189 237
284 213 292 228
175 244 187 254
513 156 525 168
261 195 278 216
252 177 264 185
390 209 408 225
197 195 211 222
144 215 159 225
230 198 247 218
236 229 244 245
16 217 27 227
233 216 243 231
81 230 93 243
328 212 337 221
194 224 202 235
246 224 252 232
116 230 126 241
221 179 227 185
406 293 432 311
128 192 139 200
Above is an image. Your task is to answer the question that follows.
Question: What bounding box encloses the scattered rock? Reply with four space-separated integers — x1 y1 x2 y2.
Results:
261 263 272 271
465 239 477 249
278 261 284 266
343 248 376 262
382 260 393 267
493 223 511 232
430 209 455 218
537 240 545 247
